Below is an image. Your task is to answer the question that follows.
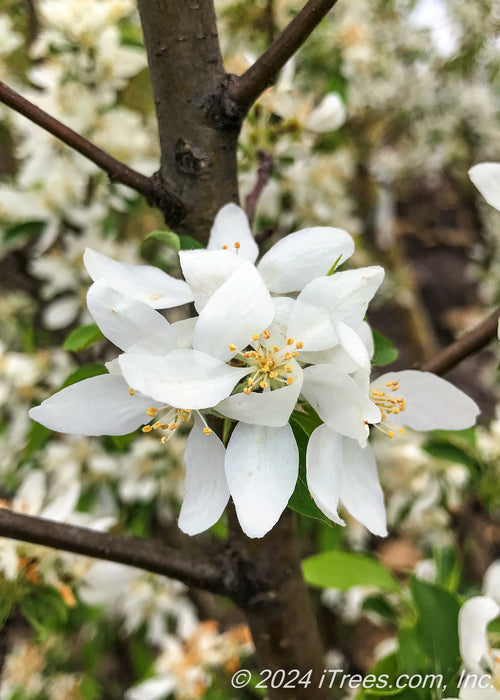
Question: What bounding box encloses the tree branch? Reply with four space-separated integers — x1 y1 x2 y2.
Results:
0 508 231 596
245 150 273 225
228 0 340 109
0 80 184 221
420 307 500 375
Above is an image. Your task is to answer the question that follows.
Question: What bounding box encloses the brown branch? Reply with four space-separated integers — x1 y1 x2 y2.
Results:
420 307 500 375
0 508 231 596
228 0 340 109
0 80 184 221
245 150 273 225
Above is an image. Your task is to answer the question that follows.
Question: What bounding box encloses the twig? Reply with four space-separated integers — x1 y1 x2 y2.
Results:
0 81 184 220
245 150 273 225
0 508 230 596
228 0 339 109
420 308 500 375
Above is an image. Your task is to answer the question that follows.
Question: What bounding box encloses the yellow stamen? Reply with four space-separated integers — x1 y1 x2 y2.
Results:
128 387 135 396
234 241 240 249
263 329 270 339
244 387 251 394
142 425 152 433
260 381 268 388
286 337 294 345
169 423 178 431
203 427 212 435
398 428 405 435
273 345 280 352
247 379 254 386
222 245 228 250
153 421 161 430
388 430 394 438
160 423 169 430
228 343 236 352
146 407 158 417
161 436 167 445
284 364 292 373
286 377 294 385
295 341 304 349
252 333 260 341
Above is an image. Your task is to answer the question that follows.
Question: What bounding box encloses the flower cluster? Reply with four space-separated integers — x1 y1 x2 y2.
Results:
30 204 480 539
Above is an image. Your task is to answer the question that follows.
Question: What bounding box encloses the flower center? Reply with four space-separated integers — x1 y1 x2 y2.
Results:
137 404 211 443
369 380 406 437
229 331 303 395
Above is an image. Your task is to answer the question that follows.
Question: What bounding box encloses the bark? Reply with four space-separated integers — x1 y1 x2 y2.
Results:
226 509 329 700
137 0 241 243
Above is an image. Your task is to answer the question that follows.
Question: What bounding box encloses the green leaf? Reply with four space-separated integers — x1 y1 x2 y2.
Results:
179 234 204 250
63 324 104 352
144 229 181 252
59 363 108 389
144 230 204 252
302 551 400 592
410 578 461 683
20 587 68 638
4 220 45 242
25 421 52 457
288 415 333 526
372 329 399 366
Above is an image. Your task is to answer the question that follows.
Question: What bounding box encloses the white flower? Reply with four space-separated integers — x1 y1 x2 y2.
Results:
29 281 248 534
306 369 480 537
469 163 500 212
451 596 500 700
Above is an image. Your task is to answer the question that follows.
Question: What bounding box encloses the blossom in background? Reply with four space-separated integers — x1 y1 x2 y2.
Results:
469 163 500 213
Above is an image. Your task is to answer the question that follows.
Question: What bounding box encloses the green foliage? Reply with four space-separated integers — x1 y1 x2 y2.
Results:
372 329 399 367
20 586 68 640
288 410 332 526
144 229 204 252
302 550 400 592
59 363 108 389
3 220 45 242
63 324 104 352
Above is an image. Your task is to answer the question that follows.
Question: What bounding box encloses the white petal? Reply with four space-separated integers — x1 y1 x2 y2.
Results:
287 266 384 350
301 364 380 442
41 483 80 521
258 227 355 293
306 425 345 526
339 439 387 537
482 561 500 606
171 317 197 349
357 320 375 359
193 260 274 362
267 296 295 343
469 163 500 212
29 374 160 436
335 321 371 369
207 203 259 262
459 685 499 700
118 349 250 409
179 249 244 312
178 417 229 535
225 422 298 538
87 281 176 354
304 93 346 133
216 361 303 426
459 596 499 673
125 677 176 700
84 248 193 308
372 370 480 431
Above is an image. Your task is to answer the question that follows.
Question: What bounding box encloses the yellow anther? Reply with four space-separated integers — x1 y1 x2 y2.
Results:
142 425 152 433
128 387 135 396
161 436 167 445
285 352 293 360
260 381 268 388
295 341 304 349
388 430 394 438
169 423 179 431
286 338 294 345
286 377 294 385
244 387 252 395
153 422 162 430
263 329 270 339
391 385 399 392
160 423 169 429
273 345 280 352
252 333 260 341
269 371 277 378
398 428 405 435
234 241 241 249
228 343 236 352
203 427 212 435
222 245 228 250
247 379 254 387
284 364 292 373
146 407 158 417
